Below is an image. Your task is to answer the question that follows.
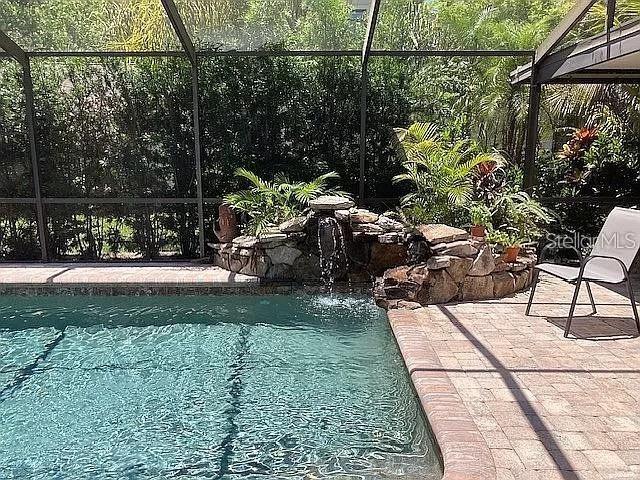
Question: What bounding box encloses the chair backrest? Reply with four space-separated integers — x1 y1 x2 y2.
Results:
591 207 640 270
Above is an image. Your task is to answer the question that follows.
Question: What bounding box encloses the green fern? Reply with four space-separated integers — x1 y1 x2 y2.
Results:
224 168 345 235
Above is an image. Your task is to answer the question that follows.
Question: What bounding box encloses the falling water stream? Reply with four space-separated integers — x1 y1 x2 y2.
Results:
316 216 349 291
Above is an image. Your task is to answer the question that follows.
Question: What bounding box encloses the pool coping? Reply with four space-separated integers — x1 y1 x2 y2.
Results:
0 263 372 295
387 309 496 480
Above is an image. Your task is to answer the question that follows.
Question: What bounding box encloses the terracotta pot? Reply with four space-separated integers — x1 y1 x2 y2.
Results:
502 246 520 263
470 225 486 237
214 204 239 243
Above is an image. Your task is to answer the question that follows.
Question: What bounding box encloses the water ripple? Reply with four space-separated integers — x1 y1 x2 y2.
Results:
0 295 441 479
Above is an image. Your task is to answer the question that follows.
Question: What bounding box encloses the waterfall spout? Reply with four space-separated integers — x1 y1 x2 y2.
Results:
316 216 348 290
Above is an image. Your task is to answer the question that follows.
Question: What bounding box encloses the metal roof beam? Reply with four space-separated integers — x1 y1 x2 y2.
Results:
0 29 27 67
361 0 382 65
511 17 640 84
535 20 640 83
535 0 597 63
160 0 195 64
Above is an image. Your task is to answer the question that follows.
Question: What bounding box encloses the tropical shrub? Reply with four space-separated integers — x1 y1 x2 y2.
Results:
392 122 499 225
224 168 344 235
491 191 555 245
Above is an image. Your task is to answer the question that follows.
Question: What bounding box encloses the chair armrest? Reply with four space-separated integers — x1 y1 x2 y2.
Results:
577 254 630 281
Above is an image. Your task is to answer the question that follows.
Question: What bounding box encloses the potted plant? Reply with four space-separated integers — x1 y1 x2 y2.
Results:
486 229 523 263
468 203 492 238
491 191 555 257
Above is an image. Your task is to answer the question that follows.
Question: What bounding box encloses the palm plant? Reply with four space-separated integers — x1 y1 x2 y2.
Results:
392 122 499 225
224 168 344 235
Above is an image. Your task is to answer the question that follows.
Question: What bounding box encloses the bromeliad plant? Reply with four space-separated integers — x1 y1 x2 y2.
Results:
559 126 599 186
224 168 345 235
392 122 501 225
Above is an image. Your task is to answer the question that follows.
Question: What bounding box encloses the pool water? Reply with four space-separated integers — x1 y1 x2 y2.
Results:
0 295 441 479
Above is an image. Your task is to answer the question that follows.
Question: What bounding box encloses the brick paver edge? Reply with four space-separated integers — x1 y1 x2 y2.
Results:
388 309 496 480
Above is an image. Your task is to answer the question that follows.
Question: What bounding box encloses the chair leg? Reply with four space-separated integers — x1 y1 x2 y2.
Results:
565 278 583 338
585 281 597 315
624 275 640 335
526 270 539 316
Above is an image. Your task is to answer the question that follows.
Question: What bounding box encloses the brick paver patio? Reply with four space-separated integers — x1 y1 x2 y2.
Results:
0 262 258 286
390 273 640 480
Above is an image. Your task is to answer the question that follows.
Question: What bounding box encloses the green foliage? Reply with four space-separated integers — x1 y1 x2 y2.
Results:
224 168 343 235
486 228 522 248
468 202 492 227
492 191 554 243
392 122 498 225
2 0 640 259
198 56 362 197
536 108 640 240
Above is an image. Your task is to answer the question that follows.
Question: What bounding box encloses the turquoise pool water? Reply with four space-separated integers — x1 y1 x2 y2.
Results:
0 295 441 479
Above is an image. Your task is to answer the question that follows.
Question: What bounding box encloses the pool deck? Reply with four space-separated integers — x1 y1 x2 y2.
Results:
389 274 640 480
0 262 260 293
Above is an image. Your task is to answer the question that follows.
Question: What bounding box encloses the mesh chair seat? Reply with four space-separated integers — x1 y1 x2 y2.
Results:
535 262 625 284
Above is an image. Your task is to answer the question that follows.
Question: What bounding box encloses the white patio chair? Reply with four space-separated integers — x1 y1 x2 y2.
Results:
527 207 640 338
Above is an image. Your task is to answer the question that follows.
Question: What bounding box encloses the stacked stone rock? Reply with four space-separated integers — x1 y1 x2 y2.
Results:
374 224 536 310
211 196 410 281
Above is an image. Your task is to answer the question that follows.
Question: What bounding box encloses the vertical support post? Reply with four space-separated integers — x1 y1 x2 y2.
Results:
605 0 616 58
606 0 617 32
23 58 48 261
359 0 382 206
523 55 541 192
192 62 205 258
159 0 204 257
359 66 368 205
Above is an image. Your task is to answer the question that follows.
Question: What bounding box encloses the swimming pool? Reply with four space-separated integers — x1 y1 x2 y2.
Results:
0 295 441 479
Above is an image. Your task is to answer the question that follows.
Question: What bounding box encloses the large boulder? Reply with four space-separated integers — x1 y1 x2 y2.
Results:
432 240 478 257
417 224 468 244
350 209 379 224
376 215 404 232
383 265 411 286
279 216 308 233
292 253 322 281
493 272 515 298
426 255 451 270
334 209 351 222
468 244 495 276
513 270 531 291
266 245 302 266
257 233 288 247
462 275 494 301
239 255 271 277
213 252 230 270
266 263 293 280
446 256 474 283
233 235 259 248
370 243 408 275
228 254 248 273
415 269 459 304
310 195 355 211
